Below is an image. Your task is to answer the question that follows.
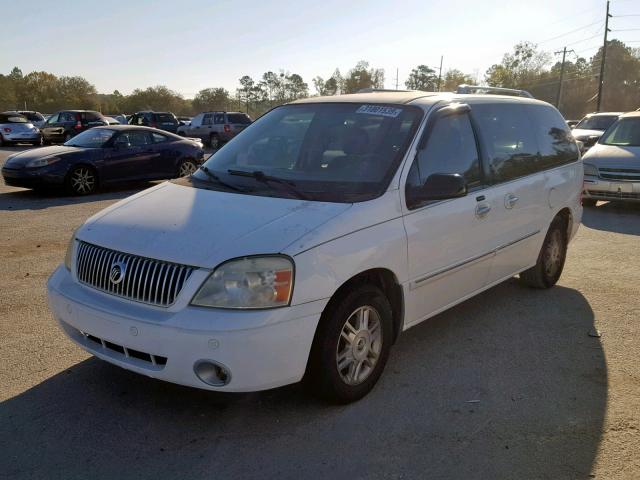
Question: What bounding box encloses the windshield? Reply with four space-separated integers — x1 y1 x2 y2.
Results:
191 103 422 202
575 115 618 131
64 128 116 148
600 118 640 147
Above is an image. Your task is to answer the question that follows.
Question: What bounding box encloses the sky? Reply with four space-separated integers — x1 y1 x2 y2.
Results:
2 0 639 97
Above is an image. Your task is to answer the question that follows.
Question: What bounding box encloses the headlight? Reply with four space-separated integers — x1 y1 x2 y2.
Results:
583 163 598 176
64 228 79 271
191 256 294 309
26 157 60 168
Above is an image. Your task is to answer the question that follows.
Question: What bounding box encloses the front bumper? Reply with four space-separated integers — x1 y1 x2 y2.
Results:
583 176 640 202
2 132 41 143
2 166 66 188
47 266 325 392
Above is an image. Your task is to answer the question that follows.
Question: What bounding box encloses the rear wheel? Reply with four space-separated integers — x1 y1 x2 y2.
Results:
66 166 97 195
178 159 197 177
306 285 393 403
64 132 73 143
209 134 220 149
519 216 568 289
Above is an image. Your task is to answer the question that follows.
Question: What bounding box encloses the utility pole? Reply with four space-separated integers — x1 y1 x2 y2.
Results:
596 0 611 112
437 56 443 91
554 47 575 111
395 68 399 90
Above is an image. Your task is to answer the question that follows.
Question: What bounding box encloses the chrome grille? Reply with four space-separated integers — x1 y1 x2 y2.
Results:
598 167 640 182
76 242 194 307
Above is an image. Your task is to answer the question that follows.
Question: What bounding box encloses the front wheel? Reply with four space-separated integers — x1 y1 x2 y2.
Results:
519 216 568 289
66 165 97 195
306 285 393 403
178 159 197 177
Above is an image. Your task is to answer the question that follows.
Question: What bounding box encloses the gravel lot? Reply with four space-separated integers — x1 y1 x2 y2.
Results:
1 144 638 480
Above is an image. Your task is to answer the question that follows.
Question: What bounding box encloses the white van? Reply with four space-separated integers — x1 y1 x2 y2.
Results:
47 90 583 403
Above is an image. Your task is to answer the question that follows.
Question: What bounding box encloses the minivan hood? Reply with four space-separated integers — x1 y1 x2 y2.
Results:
79 182 352 268
582 143 640 168
4 145 79 168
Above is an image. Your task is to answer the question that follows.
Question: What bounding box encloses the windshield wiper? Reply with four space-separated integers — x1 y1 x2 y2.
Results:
227 169 308 200
198 166 246 192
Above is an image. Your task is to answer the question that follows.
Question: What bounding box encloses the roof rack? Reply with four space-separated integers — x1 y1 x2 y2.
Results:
356 88 417 93
456 84 533 99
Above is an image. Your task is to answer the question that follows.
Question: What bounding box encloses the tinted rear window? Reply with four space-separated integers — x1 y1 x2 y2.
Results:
227 113 251 124
527 104 579 168
157 113 178 124
0 113 28 123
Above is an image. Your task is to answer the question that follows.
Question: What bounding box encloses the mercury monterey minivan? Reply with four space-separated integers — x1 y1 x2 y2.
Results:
47 89 583 403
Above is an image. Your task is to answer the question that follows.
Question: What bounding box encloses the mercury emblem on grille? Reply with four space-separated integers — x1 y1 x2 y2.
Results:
109 261 127 285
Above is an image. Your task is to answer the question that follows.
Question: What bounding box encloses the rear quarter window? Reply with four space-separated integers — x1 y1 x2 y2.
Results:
157 113 178 124
83 112 105 122
526 104 579 169
227 113 252 124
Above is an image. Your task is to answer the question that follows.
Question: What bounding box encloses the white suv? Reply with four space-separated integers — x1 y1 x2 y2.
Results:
47 90 583 403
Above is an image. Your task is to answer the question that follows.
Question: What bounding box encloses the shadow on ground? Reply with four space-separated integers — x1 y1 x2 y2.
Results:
582 201 640 236
0 182 160 211
0 280 606 479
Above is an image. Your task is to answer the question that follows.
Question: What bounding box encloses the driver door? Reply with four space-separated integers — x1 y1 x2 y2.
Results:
402 105 496 328
103 131 154 182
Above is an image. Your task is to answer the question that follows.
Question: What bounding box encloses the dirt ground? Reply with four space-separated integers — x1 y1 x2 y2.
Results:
0 145 638 479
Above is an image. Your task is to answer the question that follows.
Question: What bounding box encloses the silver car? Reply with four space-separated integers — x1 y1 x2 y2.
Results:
0 112 42 146
583 112 640 205
572 112 622 151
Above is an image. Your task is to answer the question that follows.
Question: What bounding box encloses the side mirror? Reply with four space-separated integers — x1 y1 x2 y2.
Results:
408 173 467 208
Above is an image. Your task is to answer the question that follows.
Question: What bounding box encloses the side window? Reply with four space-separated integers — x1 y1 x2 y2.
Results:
407 112 481 192
471 103 539 183
152 132 168 143
119 131 151 147
527 105 579 169
47 113 59 124
60 112 74 122
214 113 225 124
202 114 212 126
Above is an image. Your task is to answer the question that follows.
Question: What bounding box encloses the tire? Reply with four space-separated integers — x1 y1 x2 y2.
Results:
178 159 197 177
0 134 4 146
306 285 394 403
209 134 220 149
519 216 568 289
64 132 73 143
43 137 51 146
582 198 597 207
66 165 97 195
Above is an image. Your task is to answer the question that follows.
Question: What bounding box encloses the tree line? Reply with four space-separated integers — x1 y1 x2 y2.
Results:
1 40 638 119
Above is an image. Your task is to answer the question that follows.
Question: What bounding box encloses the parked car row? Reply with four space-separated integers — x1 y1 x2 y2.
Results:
2 126 205 195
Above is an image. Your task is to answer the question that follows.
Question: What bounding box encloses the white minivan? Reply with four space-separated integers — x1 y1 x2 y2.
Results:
47 90 583 403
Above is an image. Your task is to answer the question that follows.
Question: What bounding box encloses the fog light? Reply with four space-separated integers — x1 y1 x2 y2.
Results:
194 360 231 387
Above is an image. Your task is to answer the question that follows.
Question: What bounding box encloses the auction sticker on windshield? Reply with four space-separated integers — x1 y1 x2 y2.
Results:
355 105 403 118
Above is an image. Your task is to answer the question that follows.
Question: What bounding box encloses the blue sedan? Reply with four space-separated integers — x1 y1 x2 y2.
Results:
2 126 205 195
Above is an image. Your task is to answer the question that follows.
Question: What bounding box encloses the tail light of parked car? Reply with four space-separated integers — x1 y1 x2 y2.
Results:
3 127 11 133
74 114 82 130
150 122 158 128
224 124 231 133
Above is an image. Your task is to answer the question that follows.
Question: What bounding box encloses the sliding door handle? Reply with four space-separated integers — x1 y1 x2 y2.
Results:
475 203 491 218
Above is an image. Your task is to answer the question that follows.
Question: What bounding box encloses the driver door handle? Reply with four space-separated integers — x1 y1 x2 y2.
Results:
475 203 491 218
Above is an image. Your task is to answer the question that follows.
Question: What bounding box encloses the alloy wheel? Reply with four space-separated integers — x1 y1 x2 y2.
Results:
543 229 563 277
179 161 197 177
336 305 383 385
70 167 96 194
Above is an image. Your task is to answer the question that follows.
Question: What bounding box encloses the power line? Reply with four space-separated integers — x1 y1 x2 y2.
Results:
537 20 603 44
611 28 640 31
